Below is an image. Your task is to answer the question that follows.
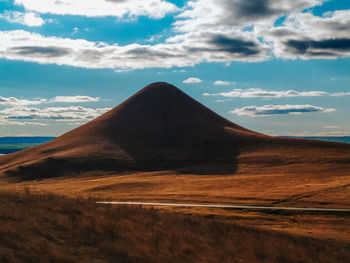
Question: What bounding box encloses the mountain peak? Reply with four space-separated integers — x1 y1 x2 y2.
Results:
95 82 246 134
0 82 260 179
138 82 180 93
125 81 189 105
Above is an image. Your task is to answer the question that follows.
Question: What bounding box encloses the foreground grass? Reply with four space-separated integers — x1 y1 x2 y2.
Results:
0 191 349 263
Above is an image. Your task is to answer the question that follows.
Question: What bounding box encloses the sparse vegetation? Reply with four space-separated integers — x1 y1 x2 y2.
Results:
0 190 349 263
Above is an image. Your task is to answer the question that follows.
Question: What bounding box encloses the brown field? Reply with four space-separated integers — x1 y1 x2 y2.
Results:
0 190 349 263
1 158 350 244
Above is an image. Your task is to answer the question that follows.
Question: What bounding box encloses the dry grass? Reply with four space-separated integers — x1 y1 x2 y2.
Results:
1 165 350 244
0 190 349 263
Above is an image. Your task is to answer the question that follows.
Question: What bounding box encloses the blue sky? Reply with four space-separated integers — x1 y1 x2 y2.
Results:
0 0 349 136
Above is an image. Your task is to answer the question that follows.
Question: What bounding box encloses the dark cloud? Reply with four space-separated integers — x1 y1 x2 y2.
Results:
286 38 350 55
125 47 185 58
175 0 318 31
255 108 321 115
210 35 260 55
307 51 337 57
231 104 334 116
7 116 35 120
75 49 104 63
232 0 276 18
10 46 71 57
8 115 76 120
323 21 350 32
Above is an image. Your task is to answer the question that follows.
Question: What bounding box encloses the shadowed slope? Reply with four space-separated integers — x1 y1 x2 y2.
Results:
0 82 350 180
0 83 261 179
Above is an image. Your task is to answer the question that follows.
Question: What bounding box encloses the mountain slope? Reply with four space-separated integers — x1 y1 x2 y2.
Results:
0 82 349 180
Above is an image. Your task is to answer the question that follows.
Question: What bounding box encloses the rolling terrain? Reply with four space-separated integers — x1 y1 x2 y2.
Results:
0 82 349 262
0 82 349 208
0 82 349 181
1 190 349 263
0 83 349 208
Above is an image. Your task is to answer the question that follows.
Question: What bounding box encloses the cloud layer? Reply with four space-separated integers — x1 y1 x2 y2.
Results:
260 10 350 59
0 11 45 27
231 104 335 117
0 1 349 70
51 95 101 103
183 77 202 83
14 0 178 19
0 96 47 106
0 106 110 121
0 95 100 106
174 0 321 31
214 80 234 86
204 88 328 98
0 29 268 70
0 95 104 126
331 92 350 97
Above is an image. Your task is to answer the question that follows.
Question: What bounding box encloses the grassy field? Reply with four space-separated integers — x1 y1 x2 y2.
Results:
1 190 349 263
2 169 349 242
1 132 350 262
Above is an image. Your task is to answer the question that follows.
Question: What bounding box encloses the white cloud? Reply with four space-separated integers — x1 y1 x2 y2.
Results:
331 92 350 96
324 125 340 129
14 0 179 19
146 34 164 43
230 104 335 117
0 29 269 70
260 10 350 59
0 118 47 126
215 99 232 103
174 0 322 32
214 80 231 86
0 11 45 27
1 1 349 71
175 0 350 61
22 12 45 27
0 95 101 106
166 29 269 63
203 88 327 98
0 106 110 121
50 95 100 103
0 96 47 106
183 77 202 83
114 68 132 73
66 122 85 126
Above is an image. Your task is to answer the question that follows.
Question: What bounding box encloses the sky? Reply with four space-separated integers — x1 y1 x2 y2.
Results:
0 0 349 137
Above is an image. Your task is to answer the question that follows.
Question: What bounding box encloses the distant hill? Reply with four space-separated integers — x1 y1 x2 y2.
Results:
0 136 55 144
296 136 350 144
0 82 349 180
0 137 55 154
